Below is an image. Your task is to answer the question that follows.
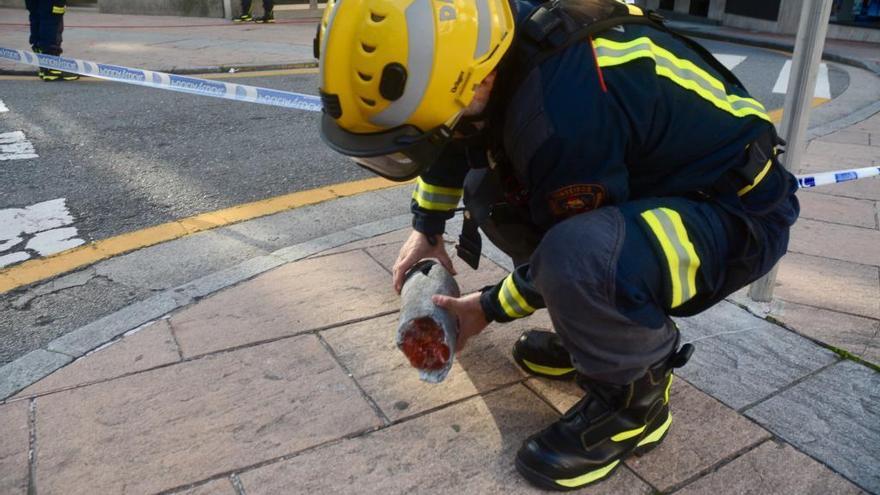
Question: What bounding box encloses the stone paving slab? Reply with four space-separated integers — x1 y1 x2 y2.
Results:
749 296 880 365
796 191 878 229
813 177 880 202
170 250 398 358
238 385 653 495
674 301 840 410
0 400 29 495
821 129 873 146
675 440 864 495
526 376 771 493
745 360 880 493
788 218 880 267
177 478 238 495
775 253 880 320
15 319 180 398
626 379 771 492
321 312 553 422
800 141 878 173
33 335 381 494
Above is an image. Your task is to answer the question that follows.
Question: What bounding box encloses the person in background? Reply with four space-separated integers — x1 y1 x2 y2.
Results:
26 0 78 81
233 0 275 23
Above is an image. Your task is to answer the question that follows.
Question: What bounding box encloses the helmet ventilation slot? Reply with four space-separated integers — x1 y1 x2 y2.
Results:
361 43 377 54
360 97 377 107
357 71 373 82
370 12 386 22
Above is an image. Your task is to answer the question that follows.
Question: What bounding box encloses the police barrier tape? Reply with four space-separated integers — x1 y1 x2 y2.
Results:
796 166 879 189
0 47 322 112
2 47 879 189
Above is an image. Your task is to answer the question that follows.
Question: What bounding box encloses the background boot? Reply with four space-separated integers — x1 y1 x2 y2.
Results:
233 13 253 22
515 343 694 491
512 330 576 380
254 12 275 23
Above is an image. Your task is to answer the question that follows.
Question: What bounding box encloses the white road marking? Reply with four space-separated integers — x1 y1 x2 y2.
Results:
713 54 747 71
0 99 8 113
0 198 84 267
0 131 38 161
0 252 30 267
772 60 831 99
26 227 85 256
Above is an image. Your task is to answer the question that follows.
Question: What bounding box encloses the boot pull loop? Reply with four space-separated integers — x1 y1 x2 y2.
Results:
668 343 695 369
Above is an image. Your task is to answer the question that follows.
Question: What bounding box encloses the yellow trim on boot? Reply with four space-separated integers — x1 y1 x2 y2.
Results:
521 359 575 377
555 460 620 488
52 5 65 14
637 413 672 447
611 425 647 442
664 375 673 404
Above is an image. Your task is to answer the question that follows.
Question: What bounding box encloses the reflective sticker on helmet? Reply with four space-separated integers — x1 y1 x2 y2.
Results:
369 0 435 129
474 0 491 59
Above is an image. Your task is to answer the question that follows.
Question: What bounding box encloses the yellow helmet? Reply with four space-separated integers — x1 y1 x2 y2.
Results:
316 0 515 181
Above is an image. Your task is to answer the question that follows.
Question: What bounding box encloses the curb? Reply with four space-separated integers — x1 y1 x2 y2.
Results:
0 60 318 77
673 26 880 77
0 214 411 401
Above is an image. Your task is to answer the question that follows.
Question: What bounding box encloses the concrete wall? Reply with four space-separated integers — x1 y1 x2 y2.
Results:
98 0 225 17
0 0 25 7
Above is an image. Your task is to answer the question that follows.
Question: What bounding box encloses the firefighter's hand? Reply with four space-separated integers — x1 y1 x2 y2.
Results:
432 292 488 353
393 230 457 293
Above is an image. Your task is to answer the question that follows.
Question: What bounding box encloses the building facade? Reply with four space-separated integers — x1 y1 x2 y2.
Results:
642 0 880 42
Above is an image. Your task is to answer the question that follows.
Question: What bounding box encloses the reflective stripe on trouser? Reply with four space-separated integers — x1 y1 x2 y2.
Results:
640 208 701 309
592 36 770 122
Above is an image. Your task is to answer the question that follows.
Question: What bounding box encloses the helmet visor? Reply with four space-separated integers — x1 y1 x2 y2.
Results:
320 113 452 182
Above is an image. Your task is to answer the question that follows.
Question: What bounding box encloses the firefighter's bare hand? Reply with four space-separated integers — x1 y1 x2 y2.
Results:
392 230 456 293
432 292 488 353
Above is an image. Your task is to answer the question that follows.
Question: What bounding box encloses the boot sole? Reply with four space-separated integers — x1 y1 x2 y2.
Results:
512 344 577 381
516 412 672 491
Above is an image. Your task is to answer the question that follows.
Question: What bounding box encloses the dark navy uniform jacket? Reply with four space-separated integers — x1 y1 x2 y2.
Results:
410 0 791 322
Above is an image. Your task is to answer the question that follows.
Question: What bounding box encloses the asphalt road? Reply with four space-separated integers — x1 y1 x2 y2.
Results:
0 41 850 268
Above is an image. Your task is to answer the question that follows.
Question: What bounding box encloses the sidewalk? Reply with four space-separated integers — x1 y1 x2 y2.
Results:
667 20 880 76
0 7 319 75
0 8 878 495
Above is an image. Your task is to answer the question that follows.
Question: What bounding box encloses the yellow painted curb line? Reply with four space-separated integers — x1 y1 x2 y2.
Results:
768 97 829 123
0 176 408 294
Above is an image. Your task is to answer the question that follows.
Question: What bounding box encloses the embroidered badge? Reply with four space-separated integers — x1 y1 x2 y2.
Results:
548 184 606 218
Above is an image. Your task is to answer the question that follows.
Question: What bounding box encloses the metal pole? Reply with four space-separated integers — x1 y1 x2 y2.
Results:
223 0 233 20
310 0 318 13
748 0 833 302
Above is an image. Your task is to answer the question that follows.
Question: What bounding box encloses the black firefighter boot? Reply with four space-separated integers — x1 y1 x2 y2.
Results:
512 330 577 380
515 343 694 491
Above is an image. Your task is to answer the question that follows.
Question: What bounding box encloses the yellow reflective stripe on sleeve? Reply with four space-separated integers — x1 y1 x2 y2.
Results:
498 274 536 319
411 177 462 211
555 460 620 488
593 37 770 122
737 159 773 196
664 375 673 404
52 5 65 13
611 425 647 442
640 208 701 308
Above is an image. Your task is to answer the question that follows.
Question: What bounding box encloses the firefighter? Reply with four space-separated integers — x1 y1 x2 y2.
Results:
26 0 78 81
316 0 798 490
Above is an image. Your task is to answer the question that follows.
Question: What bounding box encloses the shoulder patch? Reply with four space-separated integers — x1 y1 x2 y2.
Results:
548 184 606 218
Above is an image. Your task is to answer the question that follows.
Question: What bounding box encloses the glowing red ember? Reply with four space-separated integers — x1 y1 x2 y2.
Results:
400 317 451 370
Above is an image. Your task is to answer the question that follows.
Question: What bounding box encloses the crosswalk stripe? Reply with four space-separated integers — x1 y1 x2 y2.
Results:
712 54 746 71
0 131 38 161
772 60 831 99
0 198 85 268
